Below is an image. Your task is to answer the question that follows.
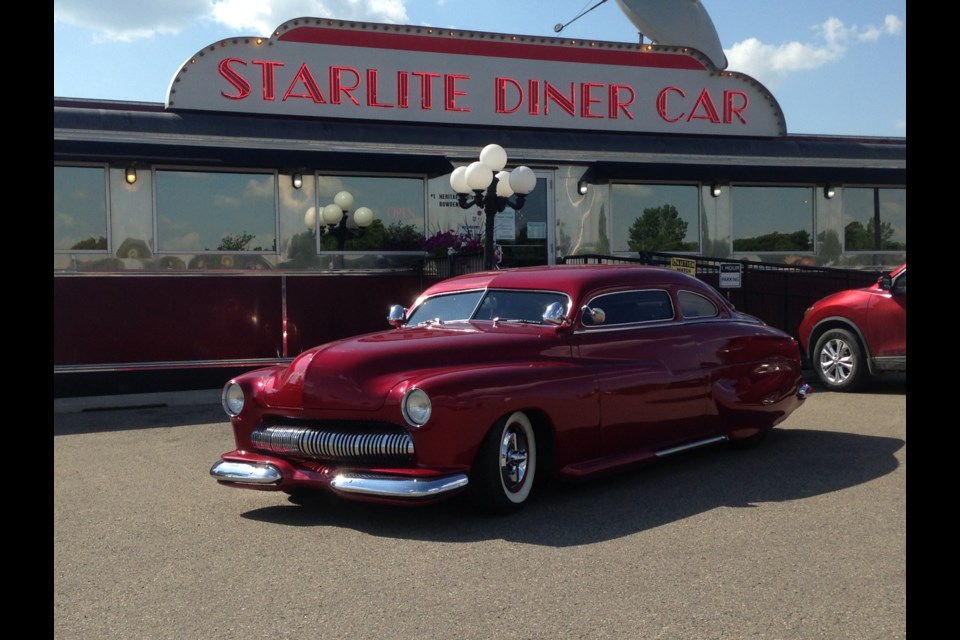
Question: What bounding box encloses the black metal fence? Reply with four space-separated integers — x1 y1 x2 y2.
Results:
560 253 885 340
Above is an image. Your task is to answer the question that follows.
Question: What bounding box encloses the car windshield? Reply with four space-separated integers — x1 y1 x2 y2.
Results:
407 289 569 326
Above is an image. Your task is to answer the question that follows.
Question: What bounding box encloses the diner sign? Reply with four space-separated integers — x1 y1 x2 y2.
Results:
166 17 786 137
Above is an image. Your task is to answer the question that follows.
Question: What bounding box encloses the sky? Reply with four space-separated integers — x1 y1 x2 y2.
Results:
53 0 906 138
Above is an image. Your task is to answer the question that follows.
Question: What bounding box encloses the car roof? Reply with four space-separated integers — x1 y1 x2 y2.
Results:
419 264 709 302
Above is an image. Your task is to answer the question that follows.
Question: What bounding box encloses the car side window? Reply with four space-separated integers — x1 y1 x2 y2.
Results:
678 290 719 318
582 289 673 326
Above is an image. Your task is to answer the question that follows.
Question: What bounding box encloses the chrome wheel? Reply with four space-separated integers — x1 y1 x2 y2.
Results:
471 411 537 513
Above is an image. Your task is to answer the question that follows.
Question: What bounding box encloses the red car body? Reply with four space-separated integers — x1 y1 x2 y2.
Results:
211 264 810 513
797 263 906 392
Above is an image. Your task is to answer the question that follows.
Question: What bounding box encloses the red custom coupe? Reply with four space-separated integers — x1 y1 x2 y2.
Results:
211 264 810 513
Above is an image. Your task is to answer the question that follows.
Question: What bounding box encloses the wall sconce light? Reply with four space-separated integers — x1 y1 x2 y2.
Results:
292 173 303 189
824 185 836 199
710 184 722 198
577 180 589 195
125 166 137 185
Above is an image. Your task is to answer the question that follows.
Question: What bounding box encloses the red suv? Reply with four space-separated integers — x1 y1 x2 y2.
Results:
798 263 906 391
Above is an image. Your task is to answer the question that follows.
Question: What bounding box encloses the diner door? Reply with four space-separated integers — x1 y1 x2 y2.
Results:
496 171 554 267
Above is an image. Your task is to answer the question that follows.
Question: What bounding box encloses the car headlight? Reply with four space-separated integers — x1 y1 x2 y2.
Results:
221 381 245 417
402 388 432 427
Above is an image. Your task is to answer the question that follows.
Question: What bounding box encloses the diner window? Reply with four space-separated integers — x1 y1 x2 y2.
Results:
315 175 425 252
54 165 108 251
732 186 813 252
155 170 276 253
843 187 906 251
611 184 699 253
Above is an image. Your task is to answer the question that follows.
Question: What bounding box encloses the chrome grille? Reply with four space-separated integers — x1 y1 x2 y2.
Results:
251 425 414 462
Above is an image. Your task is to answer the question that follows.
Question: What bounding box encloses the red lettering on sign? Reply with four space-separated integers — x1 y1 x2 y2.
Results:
281 64 327 103
252 60 284 101
580 83 603 119
656 86 685 122
495 77 523 114
608 84 635 119
445 75 469 112
411 72 441 109
397 71 409 109
688 89 721 123
329 67 361 105
218 58 252 100
724 90 748 124
544 82 576 116
366 69 392 108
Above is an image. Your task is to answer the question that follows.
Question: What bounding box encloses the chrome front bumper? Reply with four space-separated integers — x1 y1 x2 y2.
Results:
210 459 468 499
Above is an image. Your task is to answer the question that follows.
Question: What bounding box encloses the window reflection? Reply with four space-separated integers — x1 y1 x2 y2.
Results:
843 187 906 251
54 166 108 251
315 175 424 252
156 170 276 253
611 184 699 252
732 186 813 253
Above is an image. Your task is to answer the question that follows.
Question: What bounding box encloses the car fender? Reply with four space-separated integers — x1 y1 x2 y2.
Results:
805 315 875 373
399 362 602 470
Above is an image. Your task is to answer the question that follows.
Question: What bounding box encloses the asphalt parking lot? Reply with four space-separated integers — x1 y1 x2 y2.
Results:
54 373 906 640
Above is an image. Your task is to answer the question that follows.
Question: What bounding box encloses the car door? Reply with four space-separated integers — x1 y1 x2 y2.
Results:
864 268 906 359
573 288 712 456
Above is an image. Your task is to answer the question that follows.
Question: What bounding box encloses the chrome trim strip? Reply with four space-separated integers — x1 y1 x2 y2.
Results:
209 460 282 485
655 435 728 457
330 472 469 498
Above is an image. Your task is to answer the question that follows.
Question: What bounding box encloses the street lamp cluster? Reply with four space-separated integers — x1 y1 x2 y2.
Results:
450 144 536 270
304 190 374 251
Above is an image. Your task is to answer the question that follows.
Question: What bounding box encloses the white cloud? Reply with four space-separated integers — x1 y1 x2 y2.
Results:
54 0 410 41
726 15 904 88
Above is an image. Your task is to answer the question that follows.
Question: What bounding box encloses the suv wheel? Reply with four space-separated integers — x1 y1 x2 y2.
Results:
812 328 867 392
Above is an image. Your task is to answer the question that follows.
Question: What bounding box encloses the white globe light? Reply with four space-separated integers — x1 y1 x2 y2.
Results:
465 161 494 191
495 171 514 197
334 190 354 211
322 203 344 226
353 206 374 228
304 206 317 231
450 166 470 194
479 144 508 172
509 166 537 195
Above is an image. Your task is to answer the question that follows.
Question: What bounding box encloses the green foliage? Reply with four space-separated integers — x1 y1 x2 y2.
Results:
844 219 904 251
70 236 107 250
733 229 811 252
218 232 255 251
627 204 694 251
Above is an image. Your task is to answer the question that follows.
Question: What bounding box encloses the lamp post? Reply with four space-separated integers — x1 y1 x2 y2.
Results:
450 144 536 270
303 190 375 251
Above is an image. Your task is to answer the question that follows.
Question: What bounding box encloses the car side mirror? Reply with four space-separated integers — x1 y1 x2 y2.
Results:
880 274 892 291
581 305 606 325
542 302 569 326
387 304 407 328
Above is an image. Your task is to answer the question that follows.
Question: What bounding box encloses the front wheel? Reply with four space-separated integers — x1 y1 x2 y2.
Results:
470 411 537 515
813 328 867 392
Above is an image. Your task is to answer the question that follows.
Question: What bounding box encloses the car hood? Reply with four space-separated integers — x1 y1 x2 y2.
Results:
261 322 564 410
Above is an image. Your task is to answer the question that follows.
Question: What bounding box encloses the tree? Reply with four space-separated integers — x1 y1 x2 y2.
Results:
627 204 691 251
218 232 254 251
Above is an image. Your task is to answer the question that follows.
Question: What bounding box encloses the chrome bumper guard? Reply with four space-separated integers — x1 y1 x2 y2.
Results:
210 460 282 485
330 472 469 499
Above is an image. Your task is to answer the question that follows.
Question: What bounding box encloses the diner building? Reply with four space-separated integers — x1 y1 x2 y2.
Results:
54 17 906 395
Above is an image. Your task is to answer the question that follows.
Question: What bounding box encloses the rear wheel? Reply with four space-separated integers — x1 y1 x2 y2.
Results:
470 411 537 515
813 328 867 392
